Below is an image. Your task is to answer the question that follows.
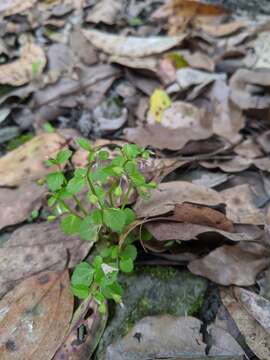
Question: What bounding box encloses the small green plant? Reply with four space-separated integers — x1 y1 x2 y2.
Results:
46 139 155 312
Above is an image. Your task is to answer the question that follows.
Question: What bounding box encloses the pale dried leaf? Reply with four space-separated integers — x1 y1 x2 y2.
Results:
134 181 223 217
221 287 270 359
200 156 252 173
0 270 73 360
222 184 265 225
146 221 262 242
0 0 37 16
110 55 158 73
0 133 67 186
0 182 46 231
188 242 270 286
234 139 263 159
86 0 124 25
82 29 186 57
0 43 46 86
176 68 226 90
200 20 247 37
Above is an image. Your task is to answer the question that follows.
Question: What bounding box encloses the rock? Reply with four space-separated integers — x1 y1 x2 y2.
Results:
0 126 20 144
96 267 207 359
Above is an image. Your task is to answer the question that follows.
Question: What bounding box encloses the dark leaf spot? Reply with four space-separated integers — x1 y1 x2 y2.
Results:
37 274 50 284
5 340 16 352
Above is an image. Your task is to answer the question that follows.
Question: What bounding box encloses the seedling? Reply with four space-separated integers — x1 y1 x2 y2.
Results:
46 139 156 312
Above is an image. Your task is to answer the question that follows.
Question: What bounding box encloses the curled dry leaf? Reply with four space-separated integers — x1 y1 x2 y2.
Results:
82 29 186 57
110 55 158 73
54 298 107 360
221 287 270 360
0 43 46 86
234 139 263 159
200 20 247 38
222 184 265 225
125 101 213 151
188 242 270 286
146 221 262 242
172 203 234 231
0 0 37 17
134 181 223 218
200 156 252 173
0 182 46 231
230 68 270 109
0 133 67 186
176 68 226 90
0 221 92 298
0 270 73 360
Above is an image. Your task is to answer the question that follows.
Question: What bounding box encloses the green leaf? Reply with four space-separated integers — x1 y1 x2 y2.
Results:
93 256 103 269
47 196 57 207
111 155 125 167
47 171 65 191
128 16 143 26
98 150 109 161
120 244 137 261
66 176 85 194
89 194 98 204
71 284 89 299
91 209 103 224
56 149 72 164
74 168 87 178
140 227 153 241
122 144 141 159
71 262 94 287
43 122 55 133
120 258 134 273
124 208 136 226
125 161 145 186
61 214 82 235
102 281 123 302
76 137 92 151
79 216 99 242
114 186 122 197
103 208 126 233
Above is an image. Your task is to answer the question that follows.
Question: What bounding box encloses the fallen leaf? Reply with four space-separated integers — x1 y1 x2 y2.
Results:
148 89 172 122
126 101 213 150
0 182 46 231
110 55 158 73
0 221 92 298
54 298 107 360
230 68 270 109
0 43 46 86
179 50 215 72
221 287 270 359
234 139 263 159
86 0 124 25
146 221 262 242
70 29 98 66
200 20 246 37
188 242 270 286
134 181 223 217
234 287 270 334
176 68 227 91
0 270 73 359
82 29 186 57
200 156 252 173
0 132 67 186
172 203 234 231
250 31 270 69
0 0 37 17
222 184 265 225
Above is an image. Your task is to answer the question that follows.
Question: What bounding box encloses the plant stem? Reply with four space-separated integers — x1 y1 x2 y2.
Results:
59 199 83 219
72 195 88 216
121 182 133 210
86 165 104 210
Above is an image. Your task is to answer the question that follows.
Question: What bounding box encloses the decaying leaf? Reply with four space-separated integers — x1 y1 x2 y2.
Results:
0 133 67 186
0 221 92 298
148 89 172 123
0 182 46 231
200 20 247 37
222 184 265 225
230 68 270 109
82 29 186 57
172 203 234 231
176 68 226 90
250 31 270 69
86 0 124 25
221 287 270 359
146 221 262 242
0 43 46 86
134 181 223 218
200 156 252 173
0 0 37 17
0 270 73 360
188 242 270 286
54 298 107 360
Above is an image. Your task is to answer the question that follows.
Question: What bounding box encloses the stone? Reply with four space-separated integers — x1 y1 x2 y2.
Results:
96 267 207 359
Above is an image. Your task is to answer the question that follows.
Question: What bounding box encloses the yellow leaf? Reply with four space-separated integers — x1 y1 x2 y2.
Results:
166 52 189 69
149 89 172 122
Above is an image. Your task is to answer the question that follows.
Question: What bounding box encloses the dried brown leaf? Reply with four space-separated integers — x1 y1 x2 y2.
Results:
0 270 73 360
146 221 262 242
0 0 37 17
200 20 246 37
0 43 46 86
0 221 92 298
221 287 270 359
86 0 124 25
82 29 186 57
188 242 270 286
222 184 265 225
0 182 46 230
134 181 223 218
0 133 67 186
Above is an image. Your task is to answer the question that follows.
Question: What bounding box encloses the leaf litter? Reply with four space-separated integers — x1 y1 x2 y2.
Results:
1 0 270 358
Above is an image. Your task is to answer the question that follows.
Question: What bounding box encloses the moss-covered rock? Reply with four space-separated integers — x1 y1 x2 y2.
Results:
95 266 207 359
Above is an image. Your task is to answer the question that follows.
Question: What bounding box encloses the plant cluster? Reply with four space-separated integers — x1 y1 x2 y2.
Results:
46 139 155 312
